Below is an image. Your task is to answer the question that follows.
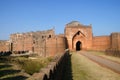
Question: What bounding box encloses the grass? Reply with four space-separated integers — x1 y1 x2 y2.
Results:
88 51 120 63
71 52 120 80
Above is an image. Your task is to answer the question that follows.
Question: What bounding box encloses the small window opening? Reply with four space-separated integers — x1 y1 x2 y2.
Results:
42 36 44 38
49 35 51 38
77 31 80 35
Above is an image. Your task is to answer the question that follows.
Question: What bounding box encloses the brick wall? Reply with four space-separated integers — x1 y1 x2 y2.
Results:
10 29 55 54
111 33 120 50
8 29 67 57
105 33 120 57
0 40 9 52
10 33 33 52
92 36 111 51
46 35 67 57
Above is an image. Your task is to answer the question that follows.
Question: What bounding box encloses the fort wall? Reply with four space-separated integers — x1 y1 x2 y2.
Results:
92 36 111 51
0 40 9 52
46 35 67 56
110 33 120 50
3 29 67 57
10 33 33 52
0 21 120 57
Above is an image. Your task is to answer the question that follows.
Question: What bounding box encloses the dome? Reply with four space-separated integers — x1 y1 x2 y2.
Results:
66 21 81 27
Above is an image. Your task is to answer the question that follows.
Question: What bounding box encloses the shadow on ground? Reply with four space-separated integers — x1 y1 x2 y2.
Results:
62 54 73 80
0 64 12 70
0 69 21 77
0 57 28 80
1 75 28 80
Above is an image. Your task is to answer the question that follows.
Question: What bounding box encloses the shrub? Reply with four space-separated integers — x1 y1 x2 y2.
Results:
12 56 53 75
21 60 44 75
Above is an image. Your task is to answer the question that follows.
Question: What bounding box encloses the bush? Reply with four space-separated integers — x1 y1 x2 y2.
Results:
21 60 44 75
12 57 53 75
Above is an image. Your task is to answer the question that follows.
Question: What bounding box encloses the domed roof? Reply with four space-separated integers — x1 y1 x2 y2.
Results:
66 21 81 27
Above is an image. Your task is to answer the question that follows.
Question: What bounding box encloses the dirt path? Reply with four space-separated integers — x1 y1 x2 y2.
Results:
62 52 120 80
80 51 120 74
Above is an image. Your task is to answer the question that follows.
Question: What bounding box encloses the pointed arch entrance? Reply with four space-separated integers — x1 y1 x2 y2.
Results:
76 41 82 51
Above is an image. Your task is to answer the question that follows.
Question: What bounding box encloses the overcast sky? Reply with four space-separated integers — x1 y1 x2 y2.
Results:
0 0 120 40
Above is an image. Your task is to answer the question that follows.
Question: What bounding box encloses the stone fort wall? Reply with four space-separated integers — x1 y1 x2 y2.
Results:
46 35 67 56
110 33 120 50
0 40 9 52
0 29 67 57
92 33 120 52
0 21 120 56
92 36 111 51
10 29 55 52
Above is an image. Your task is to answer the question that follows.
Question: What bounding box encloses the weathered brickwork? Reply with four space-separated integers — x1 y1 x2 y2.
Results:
46 35 67 56
8 29 67 56
0 21 120 56
92 36 111 51
105 33 120 57
0 40 9 51
10 32 33 52
110 33 120 50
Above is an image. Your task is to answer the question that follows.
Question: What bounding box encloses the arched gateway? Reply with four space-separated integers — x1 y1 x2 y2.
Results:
65 21 93 51
76 41 82 51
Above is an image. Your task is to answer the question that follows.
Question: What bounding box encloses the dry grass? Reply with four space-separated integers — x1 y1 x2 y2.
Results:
71 52 120 80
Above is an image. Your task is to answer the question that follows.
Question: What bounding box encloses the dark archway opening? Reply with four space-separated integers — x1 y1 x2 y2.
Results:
76 41 81 51
10 43 13 51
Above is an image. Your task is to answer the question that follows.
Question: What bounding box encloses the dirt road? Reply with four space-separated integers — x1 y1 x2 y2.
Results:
80 51 120 74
